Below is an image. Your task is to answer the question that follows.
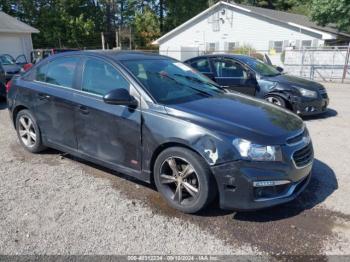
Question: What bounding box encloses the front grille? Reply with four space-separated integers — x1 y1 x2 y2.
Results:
293 143 313 168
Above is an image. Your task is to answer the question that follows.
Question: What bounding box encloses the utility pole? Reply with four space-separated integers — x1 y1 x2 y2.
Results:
129 27 132 50
159 0 164 33
115 29 120 49
342 43 350 83
101 32 105 50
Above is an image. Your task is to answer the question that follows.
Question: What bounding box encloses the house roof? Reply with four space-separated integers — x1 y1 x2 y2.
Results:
239 4 350 38
0 11 39 34
153 1 350 45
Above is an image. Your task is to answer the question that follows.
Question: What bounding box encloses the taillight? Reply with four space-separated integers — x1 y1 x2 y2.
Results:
6 80 12 93
22 63 33 72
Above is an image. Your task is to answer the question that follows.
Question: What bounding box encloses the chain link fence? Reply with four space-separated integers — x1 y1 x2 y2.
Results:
283 46 350 83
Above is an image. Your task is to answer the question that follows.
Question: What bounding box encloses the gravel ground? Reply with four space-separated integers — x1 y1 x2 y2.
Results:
0 83 350 256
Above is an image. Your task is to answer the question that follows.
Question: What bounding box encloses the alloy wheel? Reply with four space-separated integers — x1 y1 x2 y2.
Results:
18 115 36 147
159 157 200 205
266 96 282 106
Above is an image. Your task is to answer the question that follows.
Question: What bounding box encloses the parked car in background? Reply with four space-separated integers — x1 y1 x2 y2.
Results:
31 48 78 64
0 62 6 99
7 51 313 213
0 54 22 82
185 54 329 116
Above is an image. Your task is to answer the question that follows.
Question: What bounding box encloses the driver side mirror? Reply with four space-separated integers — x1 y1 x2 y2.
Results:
103 89 138 107
247 70 256 80
276 66 284 73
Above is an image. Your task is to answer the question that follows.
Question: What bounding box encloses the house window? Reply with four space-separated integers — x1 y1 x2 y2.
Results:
227 42 238 51
301 40 312 48
273 41 283 53
207 43 216 52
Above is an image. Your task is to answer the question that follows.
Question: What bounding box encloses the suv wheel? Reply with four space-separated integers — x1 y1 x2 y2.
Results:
16 110 46 153
154 147 216 213
265 95 286 108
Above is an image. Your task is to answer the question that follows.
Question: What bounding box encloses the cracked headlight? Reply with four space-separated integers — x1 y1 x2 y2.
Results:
296 87 317 98
232 138 282 161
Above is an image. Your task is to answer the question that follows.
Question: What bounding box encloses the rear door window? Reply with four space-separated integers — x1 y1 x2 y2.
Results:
189 58 211 73
45 57 79 88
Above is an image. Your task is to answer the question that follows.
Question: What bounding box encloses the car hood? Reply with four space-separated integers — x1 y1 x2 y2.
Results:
165 93 304 145
265 74 323 91
2 64 21 74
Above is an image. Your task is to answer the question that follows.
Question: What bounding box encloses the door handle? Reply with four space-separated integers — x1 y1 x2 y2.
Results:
38 93 50 100
78 105 89 114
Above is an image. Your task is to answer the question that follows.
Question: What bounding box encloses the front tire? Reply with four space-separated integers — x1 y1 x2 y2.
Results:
265 95 286 108
154 147 216 213
16 110 46 153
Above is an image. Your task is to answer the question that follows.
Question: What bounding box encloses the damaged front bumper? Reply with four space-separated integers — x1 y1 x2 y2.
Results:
211 152 313 211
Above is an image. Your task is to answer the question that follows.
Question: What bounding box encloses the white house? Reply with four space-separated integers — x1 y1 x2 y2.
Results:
0 11 39 61
153 1 350 64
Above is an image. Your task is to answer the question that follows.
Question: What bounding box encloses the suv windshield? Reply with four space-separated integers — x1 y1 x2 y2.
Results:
242 57 280 77
122 59 223 104
0 55 15 65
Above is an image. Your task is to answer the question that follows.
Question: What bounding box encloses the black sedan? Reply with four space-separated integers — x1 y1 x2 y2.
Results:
0 62 6 98
7 51 313 213
185 54 329 116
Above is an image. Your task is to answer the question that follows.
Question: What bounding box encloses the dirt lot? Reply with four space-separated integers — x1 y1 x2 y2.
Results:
1 83 350 257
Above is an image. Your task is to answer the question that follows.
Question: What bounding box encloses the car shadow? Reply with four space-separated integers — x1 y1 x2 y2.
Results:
49 148 336 220
232 159 337 222
0 100 7 110
302 108 338 121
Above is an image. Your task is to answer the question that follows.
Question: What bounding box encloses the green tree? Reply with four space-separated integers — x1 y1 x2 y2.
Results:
164 0 208 32
134 7 160 48
0 0 103 48
310 0 350 33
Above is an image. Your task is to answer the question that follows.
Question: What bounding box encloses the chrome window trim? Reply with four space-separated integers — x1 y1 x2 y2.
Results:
33 80 103 99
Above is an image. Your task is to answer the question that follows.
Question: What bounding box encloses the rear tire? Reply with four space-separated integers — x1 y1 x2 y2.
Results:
265 95 286 108
15 110 46 153
154 147 216 213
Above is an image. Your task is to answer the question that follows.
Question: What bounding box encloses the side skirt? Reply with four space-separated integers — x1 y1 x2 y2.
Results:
44 141 151 183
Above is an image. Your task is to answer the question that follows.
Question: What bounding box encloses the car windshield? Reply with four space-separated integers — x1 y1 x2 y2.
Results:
122 59 223 104
0 55 15 65
242 57 281 77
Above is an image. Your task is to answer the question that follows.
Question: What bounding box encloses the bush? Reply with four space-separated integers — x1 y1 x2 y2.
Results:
230 44 264 61
280 50 286 63
231 44 255 55
251 52 264 61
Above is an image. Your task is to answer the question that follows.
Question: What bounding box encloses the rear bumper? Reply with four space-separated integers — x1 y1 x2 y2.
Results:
211 159 312 211
0 82 6 98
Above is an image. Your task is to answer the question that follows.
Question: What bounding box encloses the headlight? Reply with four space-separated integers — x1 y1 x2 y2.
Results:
296 87 317 98
232 138 282 161
258 80 277 90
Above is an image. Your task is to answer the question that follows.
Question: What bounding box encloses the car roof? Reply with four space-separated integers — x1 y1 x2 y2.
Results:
185 54 253 62
50 50 171 62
